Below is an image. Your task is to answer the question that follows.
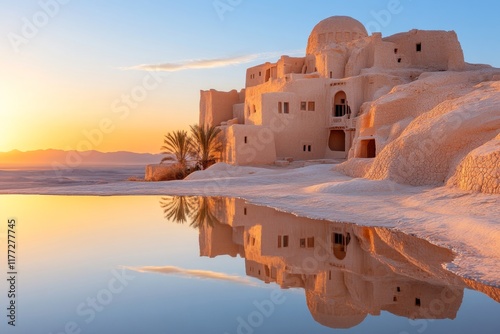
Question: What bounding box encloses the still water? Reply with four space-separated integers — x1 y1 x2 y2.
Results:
0 195 498 334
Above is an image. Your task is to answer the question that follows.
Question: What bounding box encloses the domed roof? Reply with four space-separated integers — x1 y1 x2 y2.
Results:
306 16 368 54
306 290 367 329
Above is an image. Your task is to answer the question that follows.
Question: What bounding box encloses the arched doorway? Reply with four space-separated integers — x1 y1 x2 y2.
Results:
332 232 351 260
333 91 351 117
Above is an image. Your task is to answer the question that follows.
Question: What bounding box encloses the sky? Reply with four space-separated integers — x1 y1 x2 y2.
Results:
0 0 499 154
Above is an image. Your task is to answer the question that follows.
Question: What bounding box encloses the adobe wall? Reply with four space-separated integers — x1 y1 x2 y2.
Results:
222 124 277 165
199 89 242 127
383 30 465 71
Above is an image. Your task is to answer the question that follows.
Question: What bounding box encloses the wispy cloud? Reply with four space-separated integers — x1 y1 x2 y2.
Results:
123 50 304 72
123 265 260 287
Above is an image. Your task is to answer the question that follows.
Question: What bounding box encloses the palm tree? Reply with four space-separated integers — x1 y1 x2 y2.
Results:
189 124 222 170
160 130 192 166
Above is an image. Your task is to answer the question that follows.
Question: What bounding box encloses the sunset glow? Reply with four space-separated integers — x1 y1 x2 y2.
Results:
1 1 499 154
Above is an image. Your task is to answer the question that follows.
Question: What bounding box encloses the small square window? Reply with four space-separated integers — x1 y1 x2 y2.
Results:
308 101 315 111
398 58 402 63
416 43 422 52
300 101 307 110
393 296 398 302
300 238 306 248
284 102 289 114
397 287 401 292
307 237 315 248
415 298 421 307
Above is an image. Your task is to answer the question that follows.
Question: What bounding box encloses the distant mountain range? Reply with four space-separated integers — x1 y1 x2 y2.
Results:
0 149 166 168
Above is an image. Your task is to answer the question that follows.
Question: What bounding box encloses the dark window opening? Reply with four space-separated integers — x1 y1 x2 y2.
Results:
360 139 376 158
334 92 351 117
253 104 256 113
394 48 398 54
307 145 312 152
300 101 307 111
259 71 261 76
251 237 255 246
397 287 401 292
284 102 289 114
329 271 332 280
303 145 307 152
300 238 306 248
308 101 315 111
332 232 350 260
398 58 402 63
334 233 344 245
415 298 421 307
258 270 261 275
307 237 315 248
244 207 247 215
416 43 422 52
265 68 271 82
393 296 398 302
278 102 282 114
244 136 248 144
329 71 333 78
278 235 289 248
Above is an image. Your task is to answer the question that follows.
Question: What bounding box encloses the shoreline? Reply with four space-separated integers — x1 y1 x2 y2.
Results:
1 163 499 289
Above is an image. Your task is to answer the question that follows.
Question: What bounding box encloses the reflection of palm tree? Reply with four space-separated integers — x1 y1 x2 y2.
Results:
160 196 221 228
160 196 195 224
189 197 220 229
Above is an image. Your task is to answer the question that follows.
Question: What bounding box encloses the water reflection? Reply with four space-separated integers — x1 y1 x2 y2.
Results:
160 196 499 329
160 196 219 228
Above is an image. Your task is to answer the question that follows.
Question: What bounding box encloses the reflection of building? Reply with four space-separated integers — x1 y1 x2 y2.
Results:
199 198 466 329
199 16 465 164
